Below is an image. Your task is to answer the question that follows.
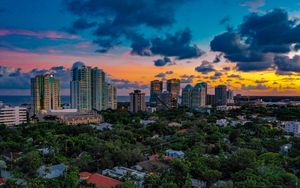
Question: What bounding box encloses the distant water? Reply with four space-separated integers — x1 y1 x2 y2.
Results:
0 96 150 106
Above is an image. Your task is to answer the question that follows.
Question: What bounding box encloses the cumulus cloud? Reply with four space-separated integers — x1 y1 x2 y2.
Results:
195 60 215 74
210 9 300 73
154 57 172 67
0 65 70 90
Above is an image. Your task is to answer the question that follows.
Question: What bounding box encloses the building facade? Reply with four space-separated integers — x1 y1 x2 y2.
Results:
31 74 60 114
181 84 193 109
91 68 106 111
167 79 180 108
0 106 27 126
192 83 206 109
150 80 163 106
215 85 227 106
71 64 92 111
129 90 146 113
105 83 117 110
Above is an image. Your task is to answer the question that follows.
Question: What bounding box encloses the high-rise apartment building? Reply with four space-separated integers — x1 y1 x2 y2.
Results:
167 79 180 108
150 80 163 106
91 68 105 111
71 64 92 111
215 85 227 106
71 63 117 112
182 83 206 109
129 90 146 113
31 74 60 114
192 83 206 109
105 83 117 110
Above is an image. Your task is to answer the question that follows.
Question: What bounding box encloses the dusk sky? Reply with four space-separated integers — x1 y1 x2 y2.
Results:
1 0 300 96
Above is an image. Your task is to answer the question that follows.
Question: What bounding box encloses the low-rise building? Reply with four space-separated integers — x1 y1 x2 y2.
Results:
37 164 66 179
0 105 27 126
216 119 229 126
166 149 185 158
79 172 122 188
282 121 300 135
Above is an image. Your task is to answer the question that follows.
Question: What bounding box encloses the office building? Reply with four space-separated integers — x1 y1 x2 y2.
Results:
71 64 92 111
156 91 172 110
150 80 163 106
227 89 234 104
207 94 215 106
105 83 117 110
91 67 105 111
181 84 193 109
129 90 146 113
215 85 227 106
182 83 206 110
283 121 300 135
31 74 60 114
167 79 180 108
0 106 27 126
192 83 206 109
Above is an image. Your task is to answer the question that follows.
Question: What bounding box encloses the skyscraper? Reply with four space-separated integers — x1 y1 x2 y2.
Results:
227 89 234 104
70 62 116 112
192 83 206 109
129 90 146 113
70 64 92 111
181 84 193 109
150 80 163 106
31 74 60 114
182 83 206 110
201 82 208 105
91 67 105 111
105 83 117 110
167 78 180 108
215 85 227 106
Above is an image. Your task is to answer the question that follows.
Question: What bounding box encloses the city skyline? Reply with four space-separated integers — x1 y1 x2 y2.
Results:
1 0 300 96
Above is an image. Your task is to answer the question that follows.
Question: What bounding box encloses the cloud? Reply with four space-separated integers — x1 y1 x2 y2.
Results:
223 67 231 71
219 16 230 25
133 28 205 60
274 55 300 73
0 65 71 90
228 74 241 78
155 72 166 78
64 0 204 61
154 57 172 66
240 0 265 12
195 60 215 74
0 29 81 40
255 80 268 83
241 83 270 90
210 71 222 80
165 71 174 75
110 79 148 90
210 9 300 72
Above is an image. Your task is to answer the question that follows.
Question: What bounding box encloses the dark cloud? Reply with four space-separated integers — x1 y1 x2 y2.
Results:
210 9 300 72
213 53 222 63
223 66 231 71
228 74 241 78
255 80 268 84
155 72 166 78
274 55 300 73
166 71 174 75
154 57 172 67
65 0 204 60
0 65 70 90
210 71 222 80
195 60 215 74
133 29 205 60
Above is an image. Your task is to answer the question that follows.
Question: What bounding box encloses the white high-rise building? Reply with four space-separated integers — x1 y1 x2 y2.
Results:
283 122 300 135
0 106 27 126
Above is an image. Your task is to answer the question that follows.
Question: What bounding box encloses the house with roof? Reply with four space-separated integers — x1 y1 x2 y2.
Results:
37 164 66 179
166 149 185 158
79 172 122 188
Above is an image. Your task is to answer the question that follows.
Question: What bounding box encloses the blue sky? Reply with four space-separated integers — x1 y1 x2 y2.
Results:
1 0 300 96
